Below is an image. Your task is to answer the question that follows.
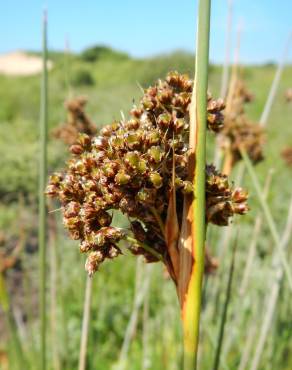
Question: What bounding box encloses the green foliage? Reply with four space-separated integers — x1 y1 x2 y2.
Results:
71 68 95 86
80 45 129 63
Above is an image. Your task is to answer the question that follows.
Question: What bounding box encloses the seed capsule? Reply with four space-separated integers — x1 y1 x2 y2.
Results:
64 201 80 218
125 118 140 130
157 113 172 129
146 130 160 145
182 181 193 194
149 172 163 188
93 136 108 150
142 96 155 111
126 133 141 150
115 170 131 185
85 251 105 276
70 144 84 155
77 133 91 149
124 151 140 169
147 146 163 163
137 159 147 174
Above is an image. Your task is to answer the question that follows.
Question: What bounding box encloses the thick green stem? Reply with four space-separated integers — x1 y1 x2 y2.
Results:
182 0 211 369
39 10 48 370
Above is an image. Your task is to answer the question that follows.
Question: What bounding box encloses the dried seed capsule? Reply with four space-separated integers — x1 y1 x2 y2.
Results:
130 107 143 118
232 188 248 203
97 210 112 227
166 71 181 88
107 244 121 259
125 118 140 130
70 144 84 155
49 173 63 186
157 88 173 104
64 201 80 218
157 112 172 129
85 251 105 276
173 118 185 132
173 92 191 109
77 133 91 149
100 122 119 137
46 184 59 197
80 240 92 253
92 136 108 150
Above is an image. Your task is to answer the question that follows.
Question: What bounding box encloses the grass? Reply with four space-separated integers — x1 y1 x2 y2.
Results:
0 46 291 369
39 10 48 370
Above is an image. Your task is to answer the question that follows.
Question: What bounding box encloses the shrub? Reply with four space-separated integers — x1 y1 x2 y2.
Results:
72 69 94 87
81 45 129 63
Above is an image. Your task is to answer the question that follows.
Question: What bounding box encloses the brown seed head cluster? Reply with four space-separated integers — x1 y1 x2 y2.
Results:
53 96 97 145
206 165 248 226
281 147 292 167
47 72 248 276
221 79 265 167
285 88 292 103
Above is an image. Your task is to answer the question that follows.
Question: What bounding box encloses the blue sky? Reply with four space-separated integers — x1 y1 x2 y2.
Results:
1 0 291 64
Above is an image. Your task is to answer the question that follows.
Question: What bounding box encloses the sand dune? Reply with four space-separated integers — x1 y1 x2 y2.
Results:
0 51 53 76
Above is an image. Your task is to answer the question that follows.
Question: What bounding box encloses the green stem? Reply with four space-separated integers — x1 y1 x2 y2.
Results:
240 148 292 291
39 10 48 370
183 0 211 369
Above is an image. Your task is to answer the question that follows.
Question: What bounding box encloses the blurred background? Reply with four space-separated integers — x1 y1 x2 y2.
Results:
0 1 291 369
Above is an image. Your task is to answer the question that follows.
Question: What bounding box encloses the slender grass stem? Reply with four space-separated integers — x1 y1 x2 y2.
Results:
250 197 292 370
48 206 60 370
78 276 93 370
117 261 152 370
212 232 238 370
238 320 257 370
182 1 211 368
239 170 274 296
39 10 48 370
240 148 292 291
142 273 151 370
259 32 292 127
220 0 233 99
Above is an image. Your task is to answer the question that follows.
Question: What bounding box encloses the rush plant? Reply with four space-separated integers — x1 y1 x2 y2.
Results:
47 1 249 367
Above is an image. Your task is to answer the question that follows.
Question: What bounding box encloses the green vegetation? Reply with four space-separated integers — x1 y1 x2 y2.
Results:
0 46 292 370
